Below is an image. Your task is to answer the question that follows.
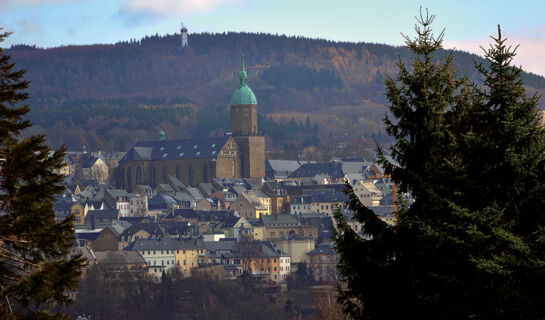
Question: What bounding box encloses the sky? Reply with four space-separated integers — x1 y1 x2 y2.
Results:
1 0 545 76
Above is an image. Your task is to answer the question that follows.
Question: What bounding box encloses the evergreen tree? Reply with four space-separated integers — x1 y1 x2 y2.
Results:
0 30 83 319
333 11 545 319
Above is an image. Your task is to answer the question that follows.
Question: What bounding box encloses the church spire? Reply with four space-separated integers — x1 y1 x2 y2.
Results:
239 55 247 87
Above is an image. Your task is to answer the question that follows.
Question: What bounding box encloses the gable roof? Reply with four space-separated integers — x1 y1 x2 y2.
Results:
262 214 300 227
120 136 230 162
121 222 165 237
130 237 205 251
288 162 344 179
94 251 146 265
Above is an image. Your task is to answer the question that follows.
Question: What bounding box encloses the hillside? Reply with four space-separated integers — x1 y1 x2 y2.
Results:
8 32 545 153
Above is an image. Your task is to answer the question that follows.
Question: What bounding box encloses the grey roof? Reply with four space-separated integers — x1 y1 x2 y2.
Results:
265 160 306 178
86 209 119 220
106 189 137 198
288 162 344 179
107 221 133 237
81 153 101 169
167 176 186 191
120 137 229 162
243 178 264 190
148 193 178 209
184 187 204 200
262 214 300 226
198 183 216 197
341 160 371 175
94 251 146 265
164 209 235 222
157 183 175 193
307 242 337 256
311 190 349 203
173 191 196 203
130 237 205 251
120 222 165 237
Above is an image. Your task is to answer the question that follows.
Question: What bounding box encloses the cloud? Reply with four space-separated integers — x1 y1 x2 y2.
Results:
121 0 243 17
445 27 545 78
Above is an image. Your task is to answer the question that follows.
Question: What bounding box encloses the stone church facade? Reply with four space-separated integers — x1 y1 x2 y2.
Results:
116 58 265 191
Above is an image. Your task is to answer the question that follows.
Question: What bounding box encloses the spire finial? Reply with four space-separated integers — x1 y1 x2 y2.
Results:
239 54 247 87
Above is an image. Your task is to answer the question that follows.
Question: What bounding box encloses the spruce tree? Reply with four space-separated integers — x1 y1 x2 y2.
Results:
333 11 545 320
0 30 83 319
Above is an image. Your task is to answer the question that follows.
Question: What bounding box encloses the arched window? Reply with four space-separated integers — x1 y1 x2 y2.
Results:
188 165 194 186
119 167 125 189
203 165 208 183
136 166 142 185
176 165 180 179
231 160 235 177
150 166 156 186
163 167 167 182
126 167 132 192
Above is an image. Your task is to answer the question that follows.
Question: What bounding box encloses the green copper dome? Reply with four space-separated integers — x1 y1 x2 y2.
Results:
230 56 257 105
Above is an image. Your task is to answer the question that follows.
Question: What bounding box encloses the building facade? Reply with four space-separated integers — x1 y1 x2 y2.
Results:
116 57 264 190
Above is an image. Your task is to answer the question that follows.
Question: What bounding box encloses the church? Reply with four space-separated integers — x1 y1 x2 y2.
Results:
116 58 265 191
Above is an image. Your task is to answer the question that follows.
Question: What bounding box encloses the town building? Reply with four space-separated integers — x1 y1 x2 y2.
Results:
116 58 265 191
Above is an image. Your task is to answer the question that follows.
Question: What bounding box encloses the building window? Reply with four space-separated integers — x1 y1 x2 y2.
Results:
150 166 156 185
126 167 132 192
136 166 142 185
188 165 194 186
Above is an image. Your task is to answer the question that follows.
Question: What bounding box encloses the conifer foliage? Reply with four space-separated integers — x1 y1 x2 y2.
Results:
0 30 83 319
334 10 545 319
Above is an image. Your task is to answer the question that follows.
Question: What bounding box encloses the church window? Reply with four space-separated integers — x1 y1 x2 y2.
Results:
150 166 156 185
188 165 194 185
126 168 132 192
232 160 235 177
136 167 142 185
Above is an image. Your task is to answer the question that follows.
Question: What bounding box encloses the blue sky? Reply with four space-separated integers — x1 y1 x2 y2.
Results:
2 0 545 75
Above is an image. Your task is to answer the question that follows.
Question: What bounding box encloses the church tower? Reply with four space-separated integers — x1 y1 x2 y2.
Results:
230 56 265 178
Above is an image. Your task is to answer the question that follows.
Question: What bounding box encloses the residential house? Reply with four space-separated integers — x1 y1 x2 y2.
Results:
93 221 133 251
93 251 148 275
309 190 349 216
263 181 290 214
130 237 206 278
239 241 291 282
352 180 382 207
231 192 269 219
272 234 315 264
262 214 317 240
306 242 339 283
104 189 148 217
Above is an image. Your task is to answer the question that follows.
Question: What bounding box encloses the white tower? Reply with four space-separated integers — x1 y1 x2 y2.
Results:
180 23 188 48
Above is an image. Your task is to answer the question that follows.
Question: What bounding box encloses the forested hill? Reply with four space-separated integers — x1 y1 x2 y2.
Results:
8 32 545 151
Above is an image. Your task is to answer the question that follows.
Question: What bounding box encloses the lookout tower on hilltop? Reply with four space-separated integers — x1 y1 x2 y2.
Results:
180 23 188 48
